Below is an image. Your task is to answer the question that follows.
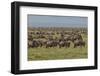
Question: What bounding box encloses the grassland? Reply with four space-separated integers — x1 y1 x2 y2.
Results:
28 46 87 61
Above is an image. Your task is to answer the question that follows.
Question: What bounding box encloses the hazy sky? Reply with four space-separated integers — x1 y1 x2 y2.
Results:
28 15 88 27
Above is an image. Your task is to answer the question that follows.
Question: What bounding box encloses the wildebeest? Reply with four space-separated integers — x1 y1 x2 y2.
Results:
28 27 86 49
45 38 59 48
59 40 70 48
73 39 85 48
46 40 53 48
28 40 42 48
70 34 83 42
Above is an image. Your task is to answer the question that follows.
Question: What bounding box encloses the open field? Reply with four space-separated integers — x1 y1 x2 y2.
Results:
28 27 88 61
28 44 87 61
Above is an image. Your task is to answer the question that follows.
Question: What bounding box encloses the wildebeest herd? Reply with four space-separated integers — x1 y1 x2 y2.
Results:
28 27 87 48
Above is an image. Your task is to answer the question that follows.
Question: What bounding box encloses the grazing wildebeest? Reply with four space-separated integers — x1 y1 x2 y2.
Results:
28 40 41 48
70 34 83 42
64 35 72 41
37 40 47 47
32 40 41 48
59 40 70 48
52 40 59 47
46 40 53 48
73 39 85 48
37 40 42 47
45 38 59 48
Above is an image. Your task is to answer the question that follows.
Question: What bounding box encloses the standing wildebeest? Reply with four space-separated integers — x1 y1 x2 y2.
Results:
59 40 70 48
28 39 46 48
28 40 39 48
45 39 59 48
73 39 85 48
52 40 59 47
32 39 47 48
28 40 41 48
37 40 47 47
46 40 53 48
70 34 83 42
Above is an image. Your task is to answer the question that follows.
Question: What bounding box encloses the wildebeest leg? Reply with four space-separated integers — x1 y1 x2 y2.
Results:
59 45 61 48
68 43 70 47
46 45 48 48
83 42 85 47
74 44 76 48
84 44 85 47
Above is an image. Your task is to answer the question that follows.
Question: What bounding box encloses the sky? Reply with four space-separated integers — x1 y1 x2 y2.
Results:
28 15 88 28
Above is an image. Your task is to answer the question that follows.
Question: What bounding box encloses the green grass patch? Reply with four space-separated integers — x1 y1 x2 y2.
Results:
28 45 88 61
